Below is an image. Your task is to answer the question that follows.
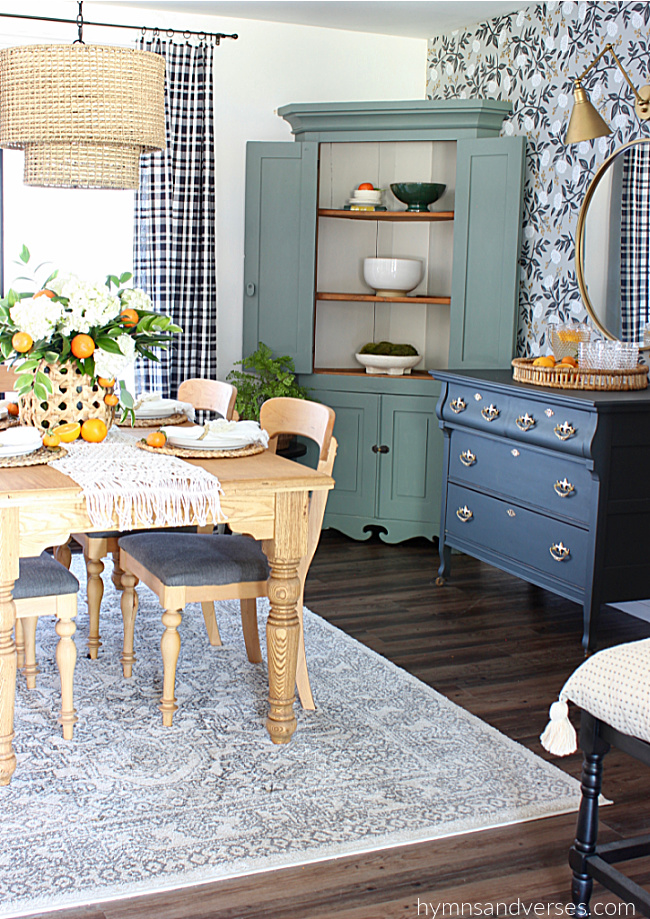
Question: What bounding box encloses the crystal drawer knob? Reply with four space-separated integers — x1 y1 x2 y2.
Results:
481 404 500 422
459 449 476 467
550 541 570 562
516 412 536 432
554 421 576 441
456 505 473 523
554 478 575 498
450 397 467 414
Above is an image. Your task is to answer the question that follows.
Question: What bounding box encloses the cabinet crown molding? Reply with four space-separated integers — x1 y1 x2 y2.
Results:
277 99 513 141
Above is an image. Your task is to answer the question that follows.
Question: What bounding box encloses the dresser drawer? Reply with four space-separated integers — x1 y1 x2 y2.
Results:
448 430 594 525
441 383 597 458
445 483 589 589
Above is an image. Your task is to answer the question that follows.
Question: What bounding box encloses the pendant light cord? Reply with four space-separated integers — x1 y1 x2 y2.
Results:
74 2 84 45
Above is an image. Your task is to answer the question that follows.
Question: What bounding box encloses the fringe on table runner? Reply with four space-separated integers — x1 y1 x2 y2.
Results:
50 429 224 530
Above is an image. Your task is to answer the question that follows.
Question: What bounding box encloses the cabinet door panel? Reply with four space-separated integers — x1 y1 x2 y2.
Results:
243 142 318 373
449 136 525 369
318 390 379 519
378 392 442 523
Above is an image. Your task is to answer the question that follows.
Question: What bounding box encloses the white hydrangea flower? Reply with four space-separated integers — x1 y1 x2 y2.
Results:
121 287 152 311
10 297 63 343
94 333 136 380
59 282 121 335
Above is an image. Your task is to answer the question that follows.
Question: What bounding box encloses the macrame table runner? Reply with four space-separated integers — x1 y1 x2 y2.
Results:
50 429 224 530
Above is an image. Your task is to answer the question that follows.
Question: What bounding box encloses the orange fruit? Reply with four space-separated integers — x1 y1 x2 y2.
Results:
12 331 33 353
145 431 167 448
42 433 61 448
71 334 95 359
6 403 19 417
52 422 81 442
560 355 578 368
120 308 139 328
33 289 55 299
358 182 374 190
532 355 556 367
104 393 119 406
81 418 108 443
97 376 115 388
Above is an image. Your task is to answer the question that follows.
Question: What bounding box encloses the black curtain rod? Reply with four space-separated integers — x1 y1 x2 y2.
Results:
0 11 237 43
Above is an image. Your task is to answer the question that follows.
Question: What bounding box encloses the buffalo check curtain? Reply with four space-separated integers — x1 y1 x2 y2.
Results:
620 143 650 345
134 39 217 395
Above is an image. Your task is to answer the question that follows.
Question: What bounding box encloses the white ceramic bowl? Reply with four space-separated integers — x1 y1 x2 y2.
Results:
363 257 423 297
352 189 382 202
355 353 422 376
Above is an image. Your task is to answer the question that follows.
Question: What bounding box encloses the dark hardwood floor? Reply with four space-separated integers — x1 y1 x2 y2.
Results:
26 531 650 919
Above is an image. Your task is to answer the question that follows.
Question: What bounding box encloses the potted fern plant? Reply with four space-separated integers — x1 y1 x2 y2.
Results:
226 342 311 450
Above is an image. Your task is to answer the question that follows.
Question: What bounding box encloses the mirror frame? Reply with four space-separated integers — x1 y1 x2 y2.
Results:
576 138 650 348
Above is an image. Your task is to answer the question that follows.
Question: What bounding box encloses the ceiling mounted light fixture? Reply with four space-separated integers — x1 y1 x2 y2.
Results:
565 43 650 144
0 1 165 189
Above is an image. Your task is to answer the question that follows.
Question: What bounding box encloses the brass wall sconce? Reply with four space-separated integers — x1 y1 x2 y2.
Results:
566 43 650 144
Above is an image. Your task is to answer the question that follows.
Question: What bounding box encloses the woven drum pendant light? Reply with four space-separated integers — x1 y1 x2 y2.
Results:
0 5 165 189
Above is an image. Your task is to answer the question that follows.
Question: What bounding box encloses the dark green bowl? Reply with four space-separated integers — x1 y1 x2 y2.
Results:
390 182 446 212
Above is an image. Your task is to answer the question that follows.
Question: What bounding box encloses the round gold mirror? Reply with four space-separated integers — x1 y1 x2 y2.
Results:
576 138 650 348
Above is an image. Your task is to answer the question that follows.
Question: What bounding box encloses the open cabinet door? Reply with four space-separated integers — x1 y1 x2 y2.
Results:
448 136 526 369
243 142 318 374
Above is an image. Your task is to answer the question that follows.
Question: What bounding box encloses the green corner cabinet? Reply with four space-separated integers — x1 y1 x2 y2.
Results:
243 100 526 543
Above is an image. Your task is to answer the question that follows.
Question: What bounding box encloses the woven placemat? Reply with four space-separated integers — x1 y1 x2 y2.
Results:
117 412 188 428
0 445 68 468
0 416 20 432
136 440 265 459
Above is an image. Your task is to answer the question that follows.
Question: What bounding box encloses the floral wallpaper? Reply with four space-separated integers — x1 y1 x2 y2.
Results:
427 1 650 356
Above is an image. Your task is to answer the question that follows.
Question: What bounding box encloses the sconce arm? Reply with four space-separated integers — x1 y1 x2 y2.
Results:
576 43 646 108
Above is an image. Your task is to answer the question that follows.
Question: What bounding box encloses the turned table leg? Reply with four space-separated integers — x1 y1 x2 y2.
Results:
0 507 20 785
263 491 308 745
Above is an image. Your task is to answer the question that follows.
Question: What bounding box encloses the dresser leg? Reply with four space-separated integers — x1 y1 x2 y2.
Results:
582 589 601 654
436 541 451 586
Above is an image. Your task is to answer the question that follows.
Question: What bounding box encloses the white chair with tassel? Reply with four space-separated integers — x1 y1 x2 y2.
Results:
118 396 336 723
70 378 237 660
541 639 650 915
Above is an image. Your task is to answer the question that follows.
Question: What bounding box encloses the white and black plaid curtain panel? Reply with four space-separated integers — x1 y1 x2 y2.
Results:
621 143 650 344
134 39 216 395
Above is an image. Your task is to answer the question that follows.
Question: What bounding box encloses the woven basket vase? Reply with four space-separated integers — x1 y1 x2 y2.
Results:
19 361 115 432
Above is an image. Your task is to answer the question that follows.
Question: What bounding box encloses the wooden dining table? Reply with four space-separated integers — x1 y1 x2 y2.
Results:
0 443 334 785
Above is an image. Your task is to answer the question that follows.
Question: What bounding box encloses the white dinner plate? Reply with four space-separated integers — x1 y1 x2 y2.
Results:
165 430 251 450
134 399 181 419
0 426 42 457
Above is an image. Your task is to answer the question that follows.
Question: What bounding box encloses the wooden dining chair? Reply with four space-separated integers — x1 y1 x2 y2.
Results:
14 551 80 739
70 378 238 660
118 396 336 724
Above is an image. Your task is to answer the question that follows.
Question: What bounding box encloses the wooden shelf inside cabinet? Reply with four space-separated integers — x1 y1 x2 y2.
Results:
318 209 454 221
314 368 434 379
317 292 451 305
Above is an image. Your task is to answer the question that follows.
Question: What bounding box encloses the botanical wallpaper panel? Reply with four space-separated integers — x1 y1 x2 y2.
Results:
427 1 650 355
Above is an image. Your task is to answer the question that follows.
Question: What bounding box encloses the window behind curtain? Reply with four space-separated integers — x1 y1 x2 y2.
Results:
2 149 135 294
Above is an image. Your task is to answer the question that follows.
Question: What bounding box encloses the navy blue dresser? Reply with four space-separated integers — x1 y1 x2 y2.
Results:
433 369 650 651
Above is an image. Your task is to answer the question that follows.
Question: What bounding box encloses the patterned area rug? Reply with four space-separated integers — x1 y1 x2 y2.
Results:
1 555 581 917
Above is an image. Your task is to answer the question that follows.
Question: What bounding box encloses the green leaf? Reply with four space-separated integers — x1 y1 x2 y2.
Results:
34 370 53 394
19 245 30 264
118 383 134 409
34 380 49 401
44 270 59 287
119 272 133 284
106 274 120 289
94 336 123 354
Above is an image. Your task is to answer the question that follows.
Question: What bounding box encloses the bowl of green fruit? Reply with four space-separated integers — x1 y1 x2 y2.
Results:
355 341 421 376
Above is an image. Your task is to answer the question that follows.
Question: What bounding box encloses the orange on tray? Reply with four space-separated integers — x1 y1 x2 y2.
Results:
532 355 556 367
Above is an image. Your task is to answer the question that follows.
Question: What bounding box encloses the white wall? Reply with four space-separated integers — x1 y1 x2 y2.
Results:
2 1 426 377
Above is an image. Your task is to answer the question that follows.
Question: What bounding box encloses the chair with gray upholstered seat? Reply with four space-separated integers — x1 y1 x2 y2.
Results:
13 551 80 739
70 378 237 660
118 396 337 725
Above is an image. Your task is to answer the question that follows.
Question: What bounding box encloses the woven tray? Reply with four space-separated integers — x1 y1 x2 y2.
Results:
118 412 188 428
0 416 19 432
136 440 265 459
0 445 67 468
512 358 649 391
